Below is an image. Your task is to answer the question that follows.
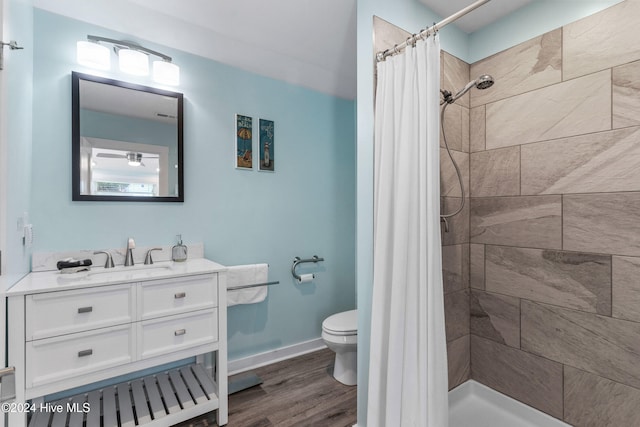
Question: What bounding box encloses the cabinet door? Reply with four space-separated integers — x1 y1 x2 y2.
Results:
138 274 217 320
137 309 218 359
26 284 134 341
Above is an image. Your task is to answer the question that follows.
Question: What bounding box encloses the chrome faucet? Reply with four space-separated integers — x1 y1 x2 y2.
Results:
144 248 162 265
94 250 115 268
125 237 135 266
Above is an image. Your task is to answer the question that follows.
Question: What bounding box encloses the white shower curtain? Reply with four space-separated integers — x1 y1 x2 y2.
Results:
368 36 448 426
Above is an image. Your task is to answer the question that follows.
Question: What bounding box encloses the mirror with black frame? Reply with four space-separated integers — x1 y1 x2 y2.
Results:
72 71 184 201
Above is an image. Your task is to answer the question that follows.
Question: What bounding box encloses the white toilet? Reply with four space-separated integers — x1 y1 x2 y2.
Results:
322 309 357 386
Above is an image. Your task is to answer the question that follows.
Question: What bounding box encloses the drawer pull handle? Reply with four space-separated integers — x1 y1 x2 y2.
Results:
174 292 186 299
174 329 186 336
78 349 93 357
77 306 93 314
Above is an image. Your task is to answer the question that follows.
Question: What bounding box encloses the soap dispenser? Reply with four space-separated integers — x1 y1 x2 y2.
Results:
172 234 188 262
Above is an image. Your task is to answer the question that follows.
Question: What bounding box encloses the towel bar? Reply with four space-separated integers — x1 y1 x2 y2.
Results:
227 280 279 291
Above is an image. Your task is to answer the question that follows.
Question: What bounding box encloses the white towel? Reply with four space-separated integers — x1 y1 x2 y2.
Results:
227 263 269 306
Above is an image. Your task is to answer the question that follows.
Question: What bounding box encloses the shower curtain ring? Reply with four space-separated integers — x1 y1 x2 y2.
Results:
393 44 399 55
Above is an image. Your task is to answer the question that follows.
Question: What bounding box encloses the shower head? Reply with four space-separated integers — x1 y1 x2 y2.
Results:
475 74 494 90
442 74 495 104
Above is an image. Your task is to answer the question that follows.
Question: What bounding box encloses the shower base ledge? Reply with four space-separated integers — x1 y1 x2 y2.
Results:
449 380 571 427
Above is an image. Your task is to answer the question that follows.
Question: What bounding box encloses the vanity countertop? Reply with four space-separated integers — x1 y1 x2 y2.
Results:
6 257 227 296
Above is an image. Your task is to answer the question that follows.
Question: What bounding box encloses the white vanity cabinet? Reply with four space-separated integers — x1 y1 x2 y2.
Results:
6 259 228 427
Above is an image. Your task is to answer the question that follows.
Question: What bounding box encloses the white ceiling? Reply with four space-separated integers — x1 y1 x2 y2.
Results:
34 0 358 99
80 77 178 124
420 0 534 33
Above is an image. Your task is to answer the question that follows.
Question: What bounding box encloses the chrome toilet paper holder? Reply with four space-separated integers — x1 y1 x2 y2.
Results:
291 255 324 281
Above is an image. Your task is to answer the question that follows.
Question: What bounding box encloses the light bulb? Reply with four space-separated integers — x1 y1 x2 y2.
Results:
77 41 110 70
119 49 149 76
127 152 142 166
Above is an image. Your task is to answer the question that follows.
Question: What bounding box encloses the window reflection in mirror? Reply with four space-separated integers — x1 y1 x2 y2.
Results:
72 72 184 202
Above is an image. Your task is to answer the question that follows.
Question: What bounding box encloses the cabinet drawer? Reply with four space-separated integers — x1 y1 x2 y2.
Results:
139 274 217 320
138 309 218 359
26 324 134 388
26 285 134 341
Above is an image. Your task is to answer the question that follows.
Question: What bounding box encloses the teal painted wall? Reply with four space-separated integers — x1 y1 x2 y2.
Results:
31 10 356 364
2 0 33 285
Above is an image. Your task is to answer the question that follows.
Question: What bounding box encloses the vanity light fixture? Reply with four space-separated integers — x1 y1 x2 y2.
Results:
77 35 180 85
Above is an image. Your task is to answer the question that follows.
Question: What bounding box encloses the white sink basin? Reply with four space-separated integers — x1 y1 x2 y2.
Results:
87 263 173 277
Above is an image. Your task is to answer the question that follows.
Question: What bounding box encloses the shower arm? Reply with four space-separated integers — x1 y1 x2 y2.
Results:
441 82 474 105
440 89 452 105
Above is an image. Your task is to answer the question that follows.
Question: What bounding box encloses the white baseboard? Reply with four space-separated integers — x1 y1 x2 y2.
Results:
228 338 327 375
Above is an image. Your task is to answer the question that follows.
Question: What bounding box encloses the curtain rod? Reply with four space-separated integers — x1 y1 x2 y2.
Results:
376 0 491 62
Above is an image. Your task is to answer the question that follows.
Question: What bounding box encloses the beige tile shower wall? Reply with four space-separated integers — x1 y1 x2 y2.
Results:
447 335 470 390
486 246 611 315
440 50 471 391
520 127 640 195
612 256 640 323
564 367 640 427
441 103 464 151
469 30 562 108
470 196 562 249
469 146 519 197
563 0 640 81
485 71 611 149
443 51 471 109
613 60 640 128
468 2 640 424
470 290 520 348
470 335 564 419
440 149 469 198
564 193 640 256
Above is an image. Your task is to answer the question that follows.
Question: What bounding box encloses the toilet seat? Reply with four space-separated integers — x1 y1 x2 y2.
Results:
322 309 357 336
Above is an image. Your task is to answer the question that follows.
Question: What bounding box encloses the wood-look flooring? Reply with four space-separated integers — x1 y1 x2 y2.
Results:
175 348 357 427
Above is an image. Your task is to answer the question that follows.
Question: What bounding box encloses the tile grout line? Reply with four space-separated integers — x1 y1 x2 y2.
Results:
482 123 640 153
561 363 565 422
560 26 564 83
519 145 522 196
483 244 486 292
561 194 564 251
472 188 640 199
516 285 522 351
610 67 613 130
610 255 614 318
476 242 640 260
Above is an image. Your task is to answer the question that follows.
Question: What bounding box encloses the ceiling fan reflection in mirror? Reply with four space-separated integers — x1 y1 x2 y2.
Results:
96 151 159 167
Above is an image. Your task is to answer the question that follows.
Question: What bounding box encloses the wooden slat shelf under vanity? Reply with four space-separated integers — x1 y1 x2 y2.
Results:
28 363 219 427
